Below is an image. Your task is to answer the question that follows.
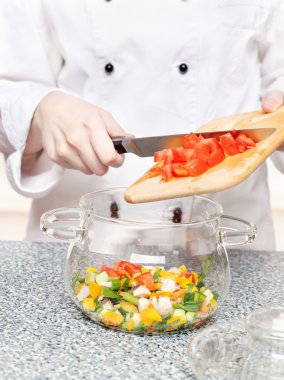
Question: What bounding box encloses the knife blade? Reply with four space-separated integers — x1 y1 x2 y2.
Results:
112 128 276 157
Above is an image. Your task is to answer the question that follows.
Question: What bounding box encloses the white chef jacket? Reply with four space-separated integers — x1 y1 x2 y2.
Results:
0 0 284 249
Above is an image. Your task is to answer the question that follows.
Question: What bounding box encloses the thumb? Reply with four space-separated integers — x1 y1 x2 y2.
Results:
261 90 284 113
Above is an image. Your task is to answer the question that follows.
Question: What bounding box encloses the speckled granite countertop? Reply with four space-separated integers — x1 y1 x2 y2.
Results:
0 242 284 380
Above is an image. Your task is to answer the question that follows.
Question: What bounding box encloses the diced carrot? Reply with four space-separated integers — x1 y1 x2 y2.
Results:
173 289 187 299
199 304 209 313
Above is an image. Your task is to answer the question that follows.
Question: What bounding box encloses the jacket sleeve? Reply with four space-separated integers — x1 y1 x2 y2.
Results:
259 1 284 173
0 0 64 198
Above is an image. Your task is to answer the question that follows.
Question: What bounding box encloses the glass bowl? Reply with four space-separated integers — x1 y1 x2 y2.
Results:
40 188 256 335
188 307 284 379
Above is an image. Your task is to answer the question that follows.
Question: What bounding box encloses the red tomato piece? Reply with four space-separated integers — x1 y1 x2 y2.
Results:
182 133 204 149
180 148 194 162
161 164 173 181
184 158 209 177
154 149 167 162
207 148 225 168
235 133 256 153
114 261 142 277
172 147 186 163
172 163 189 177
184 272 196 283
101 265 121 279
194 141 211 161
135 272 155 290
219 133 239 156
164 149 174 164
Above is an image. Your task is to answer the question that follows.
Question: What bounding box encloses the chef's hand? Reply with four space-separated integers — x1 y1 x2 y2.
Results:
262 90 284 113
22 91 126 175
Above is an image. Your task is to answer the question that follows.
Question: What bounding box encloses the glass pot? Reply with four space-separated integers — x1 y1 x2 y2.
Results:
40 188 256 335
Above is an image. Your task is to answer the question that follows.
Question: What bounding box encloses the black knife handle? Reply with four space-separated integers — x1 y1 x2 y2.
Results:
112 136 127 154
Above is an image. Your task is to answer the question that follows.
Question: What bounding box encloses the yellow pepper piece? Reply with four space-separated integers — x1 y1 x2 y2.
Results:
150 291 173 300
153 283 161 290
125 319 135 331
192 285 198 293
160 270 176 280
178 265 187 274
140 306 162 327
101 311 124 326
82 298 97 312
191 271 199 283
128 278 137 287
167 316 187 326
89 282 101 298
75 282 84 295
87 267 98 273
175 277 192 288
210 298 217 308
141 267 150 273
120 301 138 314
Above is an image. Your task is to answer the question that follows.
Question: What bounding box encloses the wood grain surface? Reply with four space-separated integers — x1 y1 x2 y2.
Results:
125 107 284 203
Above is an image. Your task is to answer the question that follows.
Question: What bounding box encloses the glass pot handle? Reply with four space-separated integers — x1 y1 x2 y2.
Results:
219 215 257 247
40 207 85 241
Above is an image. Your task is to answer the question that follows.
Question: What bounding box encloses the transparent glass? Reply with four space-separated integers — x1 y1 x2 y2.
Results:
188 307 284 379
40 188 256 335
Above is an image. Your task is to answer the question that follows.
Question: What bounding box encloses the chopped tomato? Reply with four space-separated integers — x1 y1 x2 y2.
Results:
135 272 155 290
235 133 256 153
161 164 173 181
101 265 121 279
172 163 189 177
164 149 174 164
219 133 239 156
184 272 196 283
207 148 225 168
182 133 204 149
152 131 256 182
194 141 211 161
172 147 184 162
184 158 208 177
154 149 167 162
114 261 142 277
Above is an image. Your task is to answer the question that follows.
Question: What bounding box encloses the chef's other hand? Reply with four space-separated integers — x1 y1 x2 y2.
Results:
262 90 284 113
23 92 126 175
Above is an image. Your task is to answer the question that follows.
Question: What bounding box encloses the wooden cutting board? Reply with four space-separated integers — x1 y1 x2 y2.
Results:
124 106 284 203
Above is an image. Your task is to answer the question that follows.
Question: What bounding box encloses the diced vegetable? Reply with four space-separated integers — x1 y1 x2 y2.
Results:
73 260 219 333
150 131 257 182
96 271 110 285
102 287 119 299
120 292 139 305
89 282 101 298
82 298 97 312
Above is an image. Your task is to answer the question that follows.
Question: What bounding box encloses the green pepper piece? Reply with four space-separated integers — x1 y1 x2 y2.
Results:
102 287 119 299
212 290 219 300
121 292 138 305
174 302 201 313
71 271 80 289
111 279 121 290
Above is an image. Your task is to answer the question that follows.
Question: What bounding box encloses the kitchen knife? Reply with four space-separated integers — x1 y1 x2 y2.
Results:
112 128 276 157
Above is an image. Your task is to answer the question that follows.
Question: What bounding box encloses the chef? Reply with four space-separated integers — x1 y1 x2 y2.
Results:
0 0 284 249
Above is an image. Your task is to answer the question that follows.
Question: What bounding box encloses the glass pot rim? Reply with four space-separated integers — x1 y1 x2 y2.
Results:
78 187 224 227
